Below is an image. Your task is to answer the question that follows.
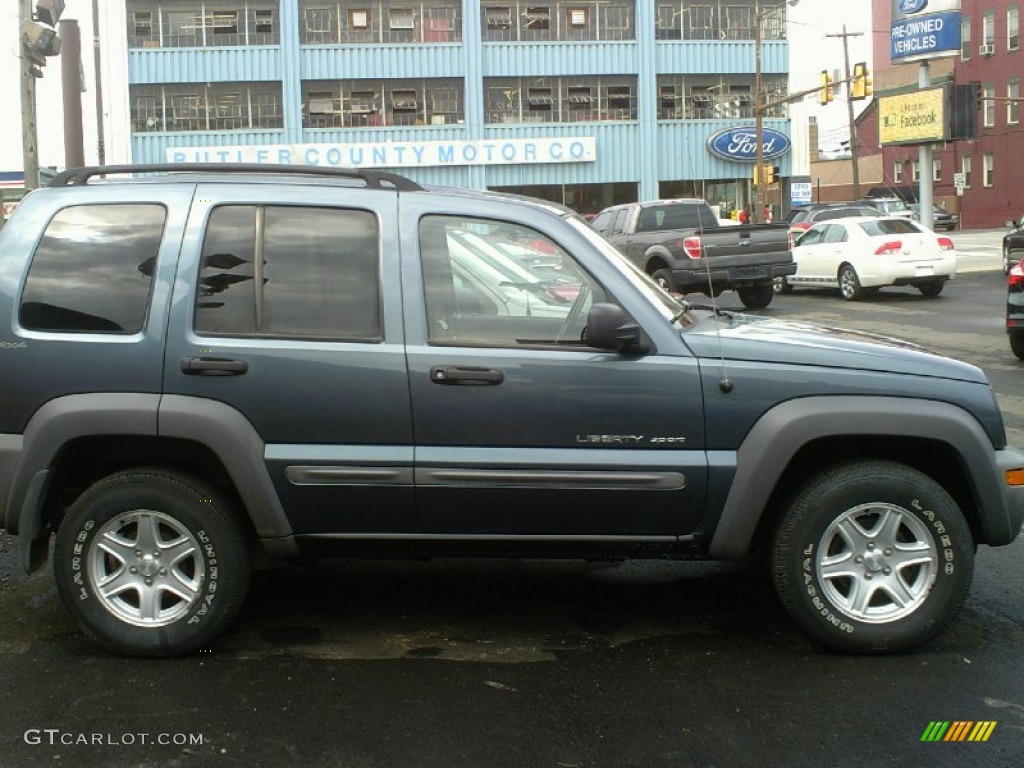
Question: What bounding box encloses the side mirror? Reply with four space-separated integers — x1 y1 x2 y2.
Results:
585 303 648 353
1007 220 1018 229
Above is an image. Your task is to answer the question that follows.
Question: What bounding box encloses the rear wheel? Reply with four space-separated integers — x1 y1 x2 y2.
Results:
771 460 973 653
773 277 793 295
1011 331 1024 361
838 265 863 301
737 283 775 309
53 469 251 657
651 268 678 293
917 280 944 297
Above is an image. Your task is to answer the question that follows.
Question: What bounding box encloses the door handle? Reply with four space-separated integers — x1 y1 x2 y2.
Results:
181 356 249 376
430 366 504 385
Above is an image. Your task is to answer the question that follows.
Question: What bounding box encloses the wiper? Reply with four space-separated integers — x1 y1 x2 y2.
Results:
684 303 735 319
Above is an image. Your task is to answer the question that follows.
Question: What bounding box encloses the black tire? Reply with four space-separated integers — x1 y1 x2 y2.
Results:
773 277 793 295
917 280 944 297
1004 244 1012 275
651 268 678 293
1011 331 1024 361
771 460 973 653
53 469 251 657
737 283 775 309
838 265 863 301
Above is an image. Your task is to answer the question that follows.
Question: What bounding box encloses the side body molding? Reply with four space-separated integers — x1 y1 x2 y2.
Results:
709 396 1021 559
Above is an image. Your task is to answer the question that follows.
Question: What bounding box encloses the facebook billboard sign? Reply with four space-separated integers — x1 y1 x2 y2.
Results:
891 0 961 64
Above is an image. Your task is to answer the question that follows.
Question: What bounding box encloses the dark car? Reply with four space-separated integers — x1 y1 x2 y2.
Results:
1010 264 1024 360
786 203 879 235
1003 216 1024 274
909 203 958 231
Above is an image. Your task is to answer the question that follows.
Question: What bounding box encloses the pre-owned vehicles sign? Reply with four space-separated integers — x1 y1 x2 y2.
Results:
890 0 961 64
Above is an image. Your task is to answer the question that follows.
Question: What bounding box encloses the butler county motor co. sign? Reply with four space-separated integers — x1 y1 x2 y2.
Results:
166 137 596 168
705 127 791 162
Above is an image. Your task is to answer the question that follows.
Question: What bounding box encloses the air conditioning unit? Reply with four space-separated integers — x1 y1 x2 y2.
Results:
979 43 995 56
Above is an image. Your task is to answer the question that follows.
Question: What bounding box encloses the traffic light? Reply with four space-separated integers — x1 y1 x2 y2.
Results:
753 163 775 186
21 1 64 78
819 70 835 105
851 62 872 101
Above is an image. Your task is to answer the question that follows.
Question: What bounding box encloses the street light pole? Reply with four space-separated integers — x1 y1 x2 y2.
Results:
20 0 40 190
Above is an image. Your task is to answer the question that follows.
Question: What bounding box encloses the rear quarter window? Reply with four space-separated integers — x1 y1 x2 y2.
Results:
19 204 166 334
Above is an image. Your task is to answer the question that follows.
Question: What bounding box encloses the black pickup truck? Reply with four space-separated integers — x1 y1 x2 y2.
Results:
591 199 795 308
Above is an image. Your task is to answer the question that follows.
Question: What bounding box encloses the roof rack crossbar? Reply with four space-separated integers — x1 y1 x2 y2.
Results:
48 163 423 192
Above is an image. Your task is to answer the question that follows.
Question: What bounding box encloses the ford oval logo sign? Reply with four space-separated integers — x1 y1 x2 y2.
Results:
706 127 791 163
899 0 928 13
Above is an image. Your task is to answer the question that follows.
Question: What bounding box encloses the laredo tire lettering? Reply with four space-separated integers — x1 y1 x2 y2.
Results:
771 460 974 653
53 469 251 658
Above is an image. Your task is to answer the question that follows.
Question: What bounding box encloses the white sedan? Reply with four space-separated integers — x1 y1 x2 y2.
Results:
778 216 957 300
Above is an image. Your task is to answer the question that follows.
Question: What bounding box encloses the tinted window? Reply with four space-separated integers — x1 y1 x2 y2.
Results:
610 208 630 235
20 204 166 334
419 215 606 348
635 204 707 231
195 205 380 340
590 211 613 232
823 225 848 243
858 219 921 237
797 228 826 246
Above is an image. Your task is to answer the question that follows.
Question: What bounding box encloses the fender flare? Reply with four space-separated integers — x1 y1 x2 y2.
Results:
708 396 1017 559
8 393 296 569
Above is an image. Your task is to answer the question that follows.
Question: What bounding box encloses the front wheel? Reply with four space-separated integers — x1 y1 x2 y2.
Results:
53 469 251 657
771 460 973 653
736 283 775 309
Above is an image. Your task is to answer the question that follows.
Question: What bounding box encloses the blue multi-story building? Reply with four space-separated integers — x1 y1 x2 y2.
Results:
104 1 794 216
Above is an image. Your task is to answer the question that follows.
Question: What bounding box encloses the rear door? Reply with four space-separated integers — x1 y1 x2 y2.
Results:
163 183 415 535
400 198 708 538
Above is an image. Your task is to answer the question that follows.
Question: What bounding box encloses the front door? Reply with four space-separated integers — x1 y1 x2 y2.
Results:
401 203 706 537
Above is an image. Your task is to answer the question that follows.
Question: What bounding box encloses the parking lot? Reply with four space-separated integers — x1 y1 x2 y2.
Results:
1 233 1022 768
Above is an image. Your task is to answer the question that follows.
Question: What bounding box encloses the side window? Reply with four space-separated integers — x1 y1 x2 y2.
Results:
610 208 630 235
419 215 607 348
797 227 825 246
590 211 613 232
20 204 166 334
823 225 848 244
195 205 380 340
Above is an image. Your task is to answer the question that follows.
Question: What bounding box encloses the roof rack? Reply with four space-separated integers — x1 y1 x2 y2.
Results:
48 163 424 192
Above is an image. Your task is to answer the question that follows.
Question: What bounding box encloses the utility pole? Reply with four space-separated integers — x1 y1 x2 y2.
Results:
92 0 105 165
826 25 864 199
20 0 40 190
754 0 764 223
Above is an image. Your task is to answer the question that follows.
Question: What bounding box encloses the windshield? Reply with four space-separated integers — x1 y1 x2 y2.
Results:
566 216 685 324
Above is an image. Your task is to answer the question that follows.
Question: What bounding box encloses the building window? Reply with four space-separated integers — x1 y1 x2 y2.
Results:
961 18 971 60
1010 80 1021 125
893 162 902 184
983 83 996 127
1010 7 1020 51
298 1 461 44
983 153 994 187
961 155 972 188
130 82 284 133
126 1 279 47
911 161 920 183
983 12 995 46
302 78 464 128
485 75 638 124
933 158 942 182
481 1 633 42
